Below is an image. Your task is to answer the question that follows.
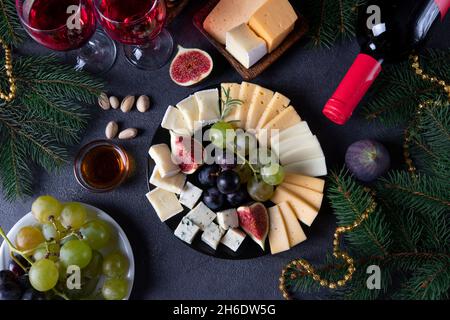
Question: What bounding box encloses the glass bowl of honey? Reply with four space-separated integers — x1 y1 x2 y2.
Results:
74 140 131 192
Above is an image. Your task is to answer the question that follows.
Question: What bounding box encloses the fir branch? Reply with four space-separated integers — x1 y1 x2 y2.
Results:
0 0 24 46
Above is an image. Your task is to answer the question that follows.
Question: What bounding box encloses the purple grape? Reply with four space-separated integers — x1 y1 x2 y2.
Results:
0 270 17 285
198 165 220 188
203 187 225 210
0 281 22 300
215 152 237 170
8 256 29 277
217 170 241 195
226 188 249 207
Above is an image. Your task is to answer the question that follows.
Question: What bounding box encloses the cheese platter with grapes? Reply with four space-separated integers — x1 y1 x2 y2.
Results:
146 82 328 259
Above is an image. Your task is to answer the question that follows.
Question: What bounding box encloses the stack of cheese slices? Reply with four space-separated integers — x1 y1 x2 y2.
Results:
203 0 298 69
146 81 327 255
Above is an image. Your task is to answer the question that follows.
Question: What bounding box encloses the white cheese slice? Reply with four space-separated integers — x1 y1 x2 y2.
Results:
226 23 267 69
216 209 239 230
220 228 246 252
284 157 328 177
237 82 259 129
161 105 191 135
194 89 220 124
274 135 319 158
186 202 217 231
270 121 312 146
148 144 180 178
174 217 200 244
149 166 186 194
245 86 274 131
268 205 291 255
179 182 203 209
146 188 183 222
176 95 200 133
280 143 325 165
201 222 226 250
221 83 241 124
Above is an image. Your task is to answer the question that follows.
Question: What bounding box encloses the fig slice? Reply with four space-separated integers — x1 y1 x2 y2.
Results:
169 46 213 87
237 203 269 250
170 131 204 174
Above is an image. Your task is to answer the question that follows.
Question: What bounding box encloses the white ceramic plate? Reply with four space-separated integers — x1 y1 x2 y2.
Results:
0 203 135 300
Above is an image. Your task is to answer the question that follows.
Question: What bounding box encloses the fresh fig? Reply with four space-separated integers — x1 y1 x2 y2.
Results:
169 46 213 87
345 139 390 182
237 203 269 251
170 131 204 174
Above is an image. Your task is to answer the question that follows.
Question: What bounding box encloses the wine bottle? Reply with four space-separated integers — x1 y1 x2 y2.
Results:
323 0 450 125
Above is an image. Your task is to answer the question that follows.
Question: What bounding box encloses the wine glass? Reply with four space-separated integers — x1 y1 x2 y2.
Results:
95 0 173 70
16 0 117 74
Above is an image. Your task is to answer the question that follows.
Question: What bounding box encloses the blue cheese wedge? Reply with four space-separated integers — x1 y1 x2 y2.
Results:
179 182 203 209
220 228 247 252
146 188 183 222
174 217 200 244
216 209 239 230
201 222 226 250
186 202 216 231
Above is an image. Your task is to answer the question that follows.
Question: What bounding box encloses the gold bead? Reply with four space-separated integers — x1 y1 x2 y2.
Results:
430 77 437 82
412 63 419 68
344 274 352 281
439 80 446 86
329 283 337 289
337 280 345 287
320 280 328 287
313 275 320 281
283 293 289 299
333 240 339 246
415 69 423 75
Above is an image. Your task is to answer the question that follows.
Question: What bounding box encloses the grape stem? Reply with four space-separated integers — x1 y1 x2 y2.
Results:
52 288 69 300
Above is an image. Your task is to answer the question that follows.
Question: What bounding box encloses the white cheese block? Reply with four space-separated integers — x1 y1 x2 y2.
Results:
284 157 328 177
150 166 186 194
220 228 246 252
148 144 180 178
216 209 239 230
237 82 259 129
161 105 191 136
278 202 307 247
174 217 201 244
226 23 267 69
146 188 183 222
194 89 220 124
268 206 291 255
186 202 217 231
201 222 226 250
245 86 274 131
176 95 200 133
221 83 241 124
179 182 203 209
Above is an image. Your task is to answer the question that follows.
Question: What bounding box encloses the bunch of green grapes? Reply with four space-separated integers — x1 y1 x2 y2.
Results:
5 195 131 300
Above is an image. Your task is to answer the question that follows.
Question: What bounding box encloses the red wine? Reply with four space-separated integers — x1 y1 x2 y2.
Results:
323 0 450 125
19 0 96 51
97 0 166 45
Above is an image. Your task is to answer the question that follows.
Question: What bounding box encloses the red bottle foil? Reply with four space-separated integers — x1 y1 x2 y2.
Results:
323 54 382 125
435 0 450 19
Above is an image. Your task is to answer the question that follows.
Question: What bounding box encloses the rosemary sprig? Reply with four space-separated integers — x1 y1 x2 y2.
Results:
220 87 243 121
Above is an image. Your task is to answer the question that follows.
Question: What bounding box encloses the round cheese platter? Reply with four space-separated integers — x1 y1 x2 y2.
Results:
146 82 328 259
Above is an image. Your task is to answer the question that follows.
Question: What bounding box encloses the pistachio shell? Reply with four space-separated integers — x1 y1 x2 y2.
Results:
120 95 135 113
136 95 150 113
109 96 120 109
105 121 119 139
118 128 138 140
98 92 110 110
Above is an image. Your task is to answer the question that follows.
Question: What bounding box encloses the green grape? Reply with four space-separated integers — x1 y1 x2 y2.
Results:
247 176 274 202
60 234 78 246
102 278 128 300
102 252 129 278
261 163 285 186
80 220 111 250
234 164 253 184
235 130 257 156
60 202 88 229
83 251 103 277
32 243 60 262
60 239 92 268
29 259 59 292
33 247 47 261
15 226 45 251
32 195 63 224
65 251 103 299
209 121 235 148
55 261 67 282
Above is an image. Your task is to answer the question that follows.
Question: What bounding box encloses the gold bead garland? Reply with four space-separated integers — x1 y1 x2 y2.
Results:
410 54 450 98
0 37 16 102
279 190 377 300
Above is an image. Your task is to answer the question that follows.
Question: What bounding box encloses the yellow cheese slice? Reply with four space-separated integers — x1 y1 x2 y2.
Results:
268 206 291 255
203 0 269 45
249 0 298 53
221 83 241 124
256 92 291 130
278 202 307 247
283 173 325 193
271 186 318 226
280 183 324 211
237 82 259 129
146 188 183 222
259 106 301 146
245 86 274 131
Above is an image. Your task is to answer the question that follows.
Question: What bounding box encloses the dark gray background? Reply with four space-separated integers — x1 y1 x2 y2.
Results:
2 0 449 300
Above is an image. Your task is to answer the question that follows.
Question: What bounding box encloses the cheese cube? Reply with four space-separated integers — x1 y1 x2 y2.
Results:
283 173 325 193
203 0 269 44
221 83 241 124
256 92 291 130
148 144 180 178
150 166 186 194
176 95 200 133
268 206 291 255
280 184 324 211
226 23 267 69
220 228 246 252
245 86 274 130
146 188 183 222
174 217 200 244
284 157 328 177
201 222 226 250
216 209 239 230
186 202 217 231
179 182 203 209
194 89 220 124
237 82 259 129
249 0 298 53
271 187 318 226
278 202 306 247
161 105 191 136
